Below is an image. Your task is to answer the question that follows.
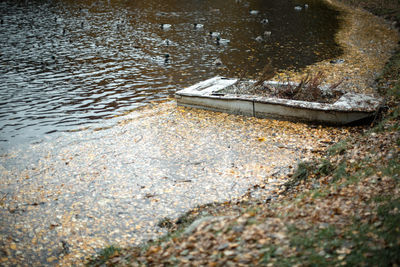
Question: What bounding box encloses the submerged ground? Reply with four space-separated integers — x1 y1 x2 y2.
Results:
0 102 353 265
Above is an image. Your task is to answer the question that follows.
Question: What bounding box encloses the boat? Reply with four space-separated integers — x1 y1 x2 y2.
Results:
175 76 381 125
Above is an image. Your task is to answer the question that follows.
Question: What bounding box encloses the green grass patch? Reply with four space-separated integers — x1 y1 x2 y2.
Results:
311 188 329 199
377 198 400 245
284 197 400 266
259 245 278 264
292 162 311 181
286 224 343 266
317 159 334 176
327 140 348 156
87 245 121 267
284 161 314 189
344 198 400 266
382 158 400 181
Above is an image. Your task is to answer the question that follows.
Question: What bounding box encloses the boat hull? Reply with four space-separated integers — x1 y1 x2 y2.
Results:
175 76 380 125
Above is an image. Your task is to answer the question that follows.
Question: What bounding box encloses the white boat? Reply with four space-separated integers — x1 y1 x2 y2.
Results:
175 76 381 125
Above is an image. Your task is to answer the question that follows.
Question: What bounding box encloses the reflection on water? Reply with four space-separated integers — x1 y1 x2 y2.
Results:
0 0 341 150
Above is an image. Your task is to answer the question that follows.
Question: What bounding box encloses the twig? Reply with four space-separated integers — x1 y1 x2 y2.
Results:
1 193 8 203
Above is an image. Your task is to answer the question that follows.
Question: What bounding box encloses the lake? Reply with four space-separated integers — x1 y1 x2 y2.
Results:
0 0 342 151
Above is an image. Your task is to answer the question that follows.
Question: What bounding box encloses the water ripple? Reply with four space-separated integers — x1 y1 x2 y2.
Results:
0 0 342 151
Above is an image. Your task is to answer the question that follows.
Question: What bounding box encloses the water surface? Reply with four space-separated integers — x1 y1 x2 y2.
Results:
0 103 351 266
0 0 342 151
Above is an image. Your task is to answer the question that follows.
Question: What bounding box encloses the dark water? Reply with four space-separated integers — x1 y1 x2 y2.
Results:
0 0 342 151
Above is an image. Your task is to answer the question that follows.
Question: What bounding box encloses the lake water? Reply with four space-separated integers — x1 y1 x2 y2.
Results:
0 0 341 151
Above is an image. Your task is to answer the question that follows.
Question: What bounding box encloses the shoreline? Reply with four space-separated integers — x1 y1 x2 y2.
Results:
274 0 399 95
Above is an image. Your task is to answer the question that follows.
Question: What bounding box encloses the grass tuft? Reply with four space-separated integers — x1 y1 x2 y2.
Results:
86 245 121 267
327 140 347 156
284 162 313 189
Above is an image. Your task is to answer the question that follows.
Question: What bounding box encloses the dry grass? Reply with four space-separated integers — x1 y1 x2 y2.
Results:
257 71 344 103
